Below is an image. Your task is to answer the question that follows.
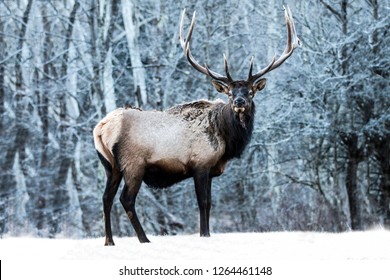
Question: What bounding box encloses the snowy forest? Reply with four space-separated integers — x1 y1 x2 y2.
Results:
0 0 389 239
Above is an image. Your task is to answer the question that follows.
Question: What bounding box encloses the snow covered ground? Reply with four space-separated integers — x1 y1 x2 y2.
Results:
1 230 390 260
1 230 389 279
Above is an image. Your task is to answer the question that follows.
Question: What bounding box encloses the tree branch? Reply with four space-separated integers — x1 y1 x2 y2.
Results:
319 0 342 22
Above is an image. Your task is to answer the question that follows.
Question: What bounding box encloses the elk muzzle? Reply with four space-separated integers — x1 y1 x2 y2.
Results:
233 96 248 113
233 97 247 113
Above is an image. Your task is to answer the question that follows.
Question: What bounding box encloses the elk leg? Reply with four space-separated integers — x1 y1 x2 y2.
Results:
194 169 210 237
206 177 212 233
120 171 150 243
102 168 122 246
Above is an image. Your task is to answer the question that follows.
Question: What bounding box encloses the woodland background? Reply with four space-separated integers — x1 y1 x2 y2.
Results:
0 0 389 238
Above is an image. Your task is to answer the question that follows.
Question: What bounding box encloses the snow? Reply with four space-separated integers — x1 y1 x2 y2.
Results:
1 230 390 260
1 230 389 279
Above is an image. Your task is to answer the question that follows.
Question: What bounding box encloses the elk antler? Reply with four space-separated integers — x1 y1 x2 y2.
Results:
248 6 300 83
180 9 233 84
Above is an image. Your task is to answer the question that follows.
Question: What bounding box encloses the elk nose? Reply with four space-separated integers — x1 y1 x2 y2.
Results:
234 97 246 107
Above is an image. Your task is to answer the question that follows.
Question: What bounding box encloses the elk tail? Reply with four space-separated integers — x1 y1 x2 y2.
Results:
93 122 116 174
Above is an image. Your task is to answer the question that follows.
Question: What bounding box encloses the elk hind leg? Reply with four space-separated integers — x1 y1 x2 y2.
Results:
98 152 122 246
120 168 150 243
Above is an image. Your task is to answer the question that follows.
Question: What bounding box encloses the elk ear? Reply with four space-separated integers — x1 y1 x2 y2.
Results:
211 80 229 94
252 78 266 95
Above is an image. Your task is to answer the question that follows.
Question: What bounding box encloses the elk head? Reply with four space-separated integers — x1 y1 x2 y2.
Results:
180 6 300 115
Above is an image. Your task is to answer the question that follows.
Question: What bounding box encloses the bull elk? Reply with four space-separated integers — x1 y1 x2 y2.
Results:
93 6 299 245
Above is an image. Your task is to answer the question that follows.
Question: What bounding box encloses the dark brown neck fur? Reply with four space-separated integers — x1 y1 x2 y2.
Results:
213 103 255 160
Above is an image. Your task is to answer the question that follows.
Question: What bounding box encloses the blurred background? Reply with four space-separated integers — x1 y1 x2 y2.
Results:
0 0 389 238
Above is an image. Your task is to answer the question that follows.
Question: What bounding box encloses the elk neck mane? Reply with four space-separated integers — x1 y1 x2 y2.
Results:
168 99 255 161
215 102 255 160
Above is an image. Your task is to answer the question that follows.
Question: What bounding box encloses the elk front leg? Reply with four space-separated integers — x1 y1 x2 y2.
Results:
194 169 211 237
206 177 212 233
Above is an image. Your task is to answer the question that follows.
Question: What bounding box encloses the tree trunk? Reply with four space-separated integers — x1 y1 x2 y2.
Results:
374 135 390 227
0 18 5 132
56 1 80 187
121 0 147 106
53 1 80 235
343 133 364 229
33 4 52 234
0 0 33 235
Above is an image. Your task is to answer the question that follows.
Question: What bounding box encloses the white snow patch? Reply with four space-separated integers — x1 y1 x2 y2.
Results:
1 230 389 260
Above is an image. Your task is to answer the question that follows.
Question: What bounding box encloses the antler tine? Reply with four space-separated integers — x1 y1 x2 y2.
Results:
179 9 232 84
223 54 233 81
248 5 299 83
205 63 222 80
288 6 300 48
269 6 300 69
204 54 233 81
247 56 254 80
179 9 187 50
248 54 276 81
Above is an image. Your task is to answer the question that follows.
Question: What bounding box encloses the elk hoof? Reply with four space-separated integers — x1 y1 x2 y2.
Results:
139 237 151 243
104 239 115 246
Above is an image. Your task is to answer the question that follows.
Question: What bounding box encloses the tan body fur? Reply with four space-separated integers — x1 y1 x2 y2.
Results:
93 100 228 184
